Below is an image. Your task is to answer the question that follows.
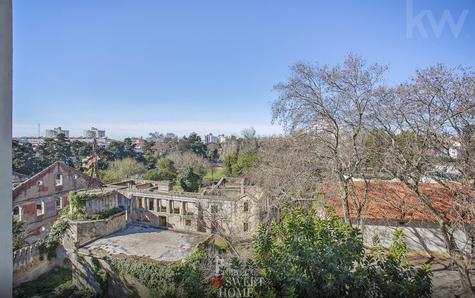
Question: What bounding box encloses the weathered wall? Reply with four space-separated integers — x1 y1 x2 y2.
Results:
362 222 471 256
70 212 127 246
84 192 121 215
12 244 68 287
128 191 261 241
12 162 94 242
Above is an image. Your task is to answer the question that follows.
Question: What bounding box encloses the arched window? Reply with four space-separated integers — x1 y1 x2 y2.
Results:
243 202 249 212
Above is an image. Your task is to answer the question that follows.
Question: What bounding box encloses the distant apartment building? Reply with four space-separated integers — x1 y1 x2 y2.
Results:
83 127 106 138
205 133 229 144
45 127 69 138
205 133 219 144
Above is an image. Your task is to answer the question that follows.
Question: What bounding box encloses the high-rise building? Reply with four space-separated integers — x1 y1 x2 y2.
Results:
83 127 106 138
204 133 218 144
45 127 69 138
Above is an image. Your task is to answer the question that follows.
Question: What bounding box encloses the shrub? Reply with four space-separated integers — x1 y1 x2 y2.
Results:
254 207 432 297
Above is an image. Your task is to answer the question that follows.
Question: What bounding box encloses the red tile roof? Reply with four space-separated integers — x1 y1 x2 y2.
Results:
323 179 472 223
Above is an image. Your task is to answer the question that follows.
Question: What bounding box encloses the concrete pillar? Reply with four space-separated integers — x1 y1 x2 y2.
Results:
0 0 12 296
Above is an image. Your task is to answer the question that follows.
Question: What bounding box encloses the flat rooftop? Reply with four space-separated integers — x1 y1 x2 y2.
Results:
81 225 208 262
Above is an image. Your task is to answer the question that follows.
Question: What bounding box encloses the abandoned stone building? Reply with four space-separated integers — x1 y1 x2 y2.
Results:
99 177 265 241
12 161 100 242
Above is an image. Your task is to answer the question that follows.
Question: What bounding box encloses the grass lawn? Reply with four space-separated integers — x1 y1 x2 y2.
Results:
203 167 226 182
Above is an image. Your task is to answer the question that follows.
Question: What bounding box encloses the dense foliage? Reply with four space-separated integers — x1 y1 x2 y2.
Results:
12 140 43 175
144 158 177 181
223 151 258 177
253 207 432 297
179 166 201 192
100 158 146 183
111 251 206 297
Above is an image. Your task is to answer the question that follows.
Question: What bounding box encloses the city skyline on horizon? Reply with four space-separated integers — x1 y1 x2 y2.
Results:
13 121 281 139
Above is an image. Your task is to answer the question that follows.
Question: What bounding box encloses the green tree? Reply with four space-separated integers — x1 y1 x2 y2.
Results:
52 133 74 165
254 207 432 297
144 159 177 181
179 166 201 192
101 158 146 183
70 140 93 170
106 140 125 160
223 154 238 176
223 151 257 176
123 138 136 158
12 140 42 175
179 133 207 157
36 133 73 167
142 140 157 169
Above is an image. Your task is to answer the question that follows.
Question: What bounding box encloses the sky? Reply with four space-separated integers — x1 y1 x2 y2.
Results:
13 0 475 139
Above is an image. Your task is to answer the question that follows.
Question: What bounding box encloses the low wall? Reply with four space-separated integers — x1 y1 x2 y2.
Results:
69 212 127 247
13 244 68 286
362 222 471 256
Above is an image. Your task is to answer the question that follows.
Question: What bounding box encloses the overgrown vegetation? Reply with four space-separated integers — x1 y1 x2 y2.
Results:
100 158 146 183
178 166 201 192
252 207 432 297
144 158 177 181
37 219 70 259
13 268 93 298
223 151 258 177
84 207 123 221
12 219 27 251
67 191 121 221
111 251 206 297
107 207 431 297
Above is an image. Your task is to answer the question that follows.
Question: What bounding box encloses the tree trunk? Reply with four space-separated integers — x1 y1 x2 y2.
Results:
439 221 474 296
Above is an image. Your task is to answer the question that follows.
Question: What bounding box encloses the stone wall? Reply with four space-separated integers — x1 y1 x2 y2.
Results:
69 212 127 247
128 191 262 241
84 193 119 215
12 243 68 286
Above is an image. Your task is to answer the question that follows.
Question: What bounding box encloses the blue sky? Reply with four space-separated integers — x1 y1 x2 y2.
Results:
13 0 474 139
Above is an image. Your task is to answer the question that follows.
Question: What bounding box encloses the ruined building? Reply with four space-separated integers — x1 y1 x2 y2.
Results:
12 161 100 242
92 177 265 242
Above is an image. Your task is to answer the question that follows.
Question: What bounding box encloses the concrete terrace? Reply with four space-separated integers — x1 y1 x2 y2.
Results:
81 225 209 262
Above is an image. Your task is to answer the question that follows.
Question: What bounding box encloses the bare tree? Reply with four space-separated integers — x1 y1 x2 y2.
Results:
371 64 475 294
167 151 210 176
247 133 324 223
272 54 386 226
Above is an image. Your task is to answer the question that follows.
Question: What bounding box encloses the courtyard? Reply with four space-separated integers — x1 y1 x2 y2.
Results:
81 225 209 262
